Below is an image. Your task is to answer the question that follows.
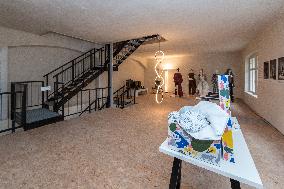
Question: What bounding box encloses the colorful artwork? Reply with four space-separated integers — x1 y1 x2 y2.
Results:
218 75 235 163
270 59 277 80
168 122 222 166
167 75 235 165
218 75 231 115
278 57 284 80
264 62 269 79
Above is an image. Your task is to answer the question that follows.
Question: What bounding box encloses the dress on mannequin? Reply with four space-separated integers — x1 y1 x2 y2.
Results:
173 68 183 97
197 69 209 97
188 70 196 95
225 69 235 102
211 70 219 94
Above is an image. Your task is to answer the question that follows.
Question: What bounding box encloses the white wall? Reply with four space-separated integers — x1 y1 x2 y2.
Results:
0 26 102 91
0 47 8 92
99 56 146 92
241 13 284 134
8 46 81 83
145 52 242 97
0 26 99 52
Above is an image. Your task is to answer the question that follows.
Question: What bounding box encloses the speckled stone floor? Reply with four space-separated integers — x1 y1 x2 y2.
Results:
0 94 283 189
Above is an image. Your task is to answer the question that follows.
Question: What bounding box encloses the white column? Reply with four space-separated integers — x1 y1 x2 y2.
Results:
0 47 8 123
0 47 8 92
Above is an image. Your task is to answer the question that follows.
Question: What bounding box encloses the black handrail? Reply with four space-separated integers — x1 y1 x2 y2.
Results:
43 48 101 77
0 91 25 134
59 87 109 118
11 81 44 109
43 34 159 112
45 46 108 101
113 85 136 109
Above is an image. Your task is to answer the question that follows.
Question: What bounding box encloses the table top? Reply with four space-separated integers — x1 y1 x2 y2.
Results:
159 121 263 188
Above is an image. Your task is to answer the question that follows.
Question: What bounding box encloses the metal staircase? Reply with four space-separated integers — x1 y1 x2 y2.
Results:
43 34 159 112
0 34 159 134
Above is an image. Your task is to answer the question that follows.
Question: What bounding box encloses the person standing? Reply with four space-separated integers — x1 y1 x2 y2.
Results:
173 68 183 97
188 69 196 95
211 70 219 94
225 68 235 102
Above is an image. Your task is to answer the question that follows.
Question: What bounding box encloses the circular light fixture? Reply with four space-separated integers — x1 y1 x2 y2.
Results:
154 37 164 104
154 50 165 62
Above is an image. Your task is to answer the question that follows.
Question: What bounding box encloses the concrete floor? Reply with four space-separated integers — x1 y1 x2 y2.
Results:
0 95 283 189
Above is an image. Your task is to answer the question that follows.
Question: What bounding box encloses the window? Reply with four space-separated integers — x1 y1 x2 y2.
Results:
247 55 258 94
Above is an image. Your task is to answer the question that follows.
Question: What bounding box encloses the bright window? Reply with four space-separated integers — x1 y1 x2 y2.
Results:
247 55 258 94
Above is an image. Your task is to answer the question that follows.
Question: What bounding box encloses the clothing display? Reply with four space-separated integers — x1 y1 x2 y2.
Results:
211 73 219 93
188 72 196 95
225 69 235 102
173 70 183 97
228 75 234 102
197 73 209 97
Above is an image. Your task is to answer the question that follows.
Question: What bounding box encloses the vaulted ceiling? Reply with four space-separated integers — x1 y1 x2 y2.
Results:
1 0 284 55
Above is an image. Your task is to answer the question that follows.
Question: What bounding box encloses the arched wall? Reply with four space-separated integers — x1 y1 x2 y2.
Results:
8 45 82 83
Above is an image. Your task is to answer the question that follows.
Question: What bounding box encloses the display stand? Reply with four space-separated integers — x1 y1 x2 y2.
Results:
159 118 263 189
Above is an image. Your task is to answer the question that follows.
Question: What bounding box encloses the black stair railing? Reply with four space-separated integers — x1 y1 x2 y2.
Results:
11 81 44 109
113 85 136 109
0 35 160 135
0 90 25 134
45 45 112 111
54 87 109 118
11 81 47 130
77 87 109 116
112 34 160 68
43 34 159 112
44 47 102 99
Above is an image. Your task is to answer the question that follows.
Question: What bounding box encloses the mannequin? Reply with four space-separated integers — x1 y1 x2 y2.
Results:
196 69 209 97
188 69 196 95
173 68 183 97
211 70 219 94
225 68 235 102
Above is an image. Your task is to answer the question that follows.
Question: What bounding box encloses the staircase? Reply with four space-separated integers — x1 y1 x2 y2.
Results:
43 34 159 112
0 34 159 134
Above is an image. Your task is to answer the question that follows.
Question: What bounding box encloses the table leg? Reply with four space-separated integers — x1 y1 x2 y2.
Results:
230 178 241 189
169 157 182 189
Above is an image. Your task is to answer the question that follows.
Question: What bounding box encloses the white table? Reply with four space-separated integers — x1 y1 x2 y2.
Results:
159 123 263 189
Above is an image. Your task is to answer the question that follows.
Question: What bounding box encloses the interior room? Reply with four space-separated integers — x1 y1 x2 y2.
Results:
0 1 283 189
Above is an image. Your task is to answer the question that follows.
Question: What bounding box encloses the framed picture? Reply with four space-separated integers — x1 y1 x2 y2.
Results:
263 61 269 79
270 59 277 80
278 57 284 80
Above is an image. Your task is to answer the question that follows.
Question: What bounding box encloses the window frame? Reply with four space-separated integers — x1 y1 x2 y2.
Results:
247 54 258 94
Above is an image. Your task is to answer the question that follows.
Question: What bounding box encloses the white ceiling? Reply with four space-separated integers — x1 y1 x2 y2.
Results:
0 0 284 55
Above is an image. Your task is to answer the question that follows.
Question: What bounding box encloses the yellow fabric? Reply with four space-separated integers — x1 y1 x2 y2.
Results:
222 130 233 148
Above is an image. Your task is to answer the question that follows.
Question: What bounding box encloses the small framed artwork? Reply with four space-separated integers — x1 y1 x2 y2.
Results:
278 57 284 80
263 61 269 79
270 59 277 80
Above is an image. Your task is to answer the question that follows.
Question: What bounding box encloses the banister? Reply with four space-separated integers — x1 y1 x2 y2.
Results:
43 47 102 77
51 47 104 78
11 81 44 84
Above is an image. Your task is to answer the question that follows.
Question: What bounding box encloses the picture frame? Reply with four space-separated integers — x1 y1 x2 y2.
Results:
263 61 269 79
270 59 277 80
278 57 284 80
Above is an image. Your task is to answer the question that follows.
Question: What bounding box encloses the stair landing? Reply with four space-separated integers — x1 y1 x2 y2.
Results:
16 108 63 130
